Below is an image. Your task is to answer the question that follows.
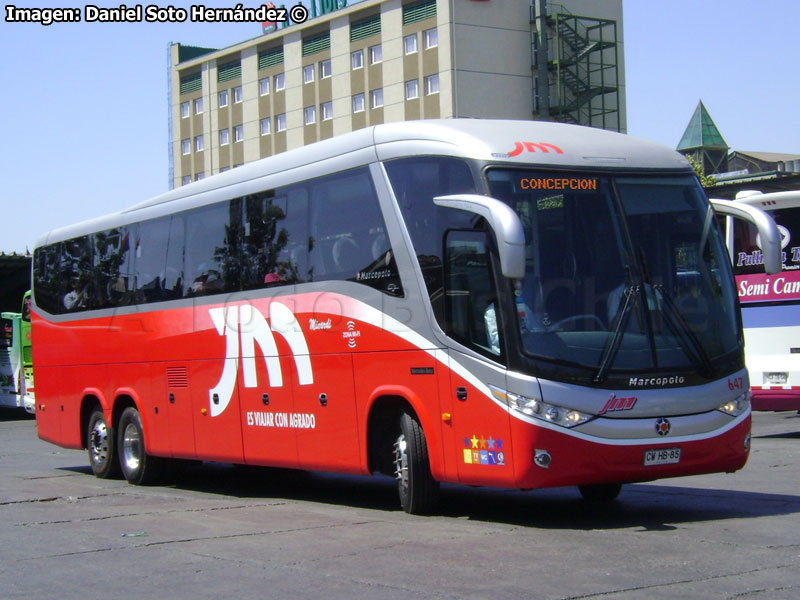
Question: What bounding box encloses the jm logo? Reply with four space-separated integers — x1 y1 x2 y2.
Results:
508 141 564 157
597 394 637 415
208 303 314 417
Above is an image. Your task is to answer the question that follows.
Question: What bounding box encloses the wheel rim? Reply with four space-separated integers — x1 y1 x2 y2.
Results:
393 432 409 493
89 419 110 466
121 423 142 473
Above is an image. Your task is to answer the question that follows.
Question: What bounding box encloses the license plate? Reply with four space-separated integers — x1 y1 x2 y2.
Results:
643 447 681 466
766 372 788 385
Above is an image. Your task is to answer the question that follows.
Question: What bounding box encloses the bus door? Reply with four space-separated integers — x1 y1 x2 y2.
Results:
442 230 514 485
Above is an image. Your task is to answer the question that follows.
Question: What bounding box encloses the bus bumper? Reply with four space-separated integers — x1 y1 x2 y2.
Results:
508 413 751 490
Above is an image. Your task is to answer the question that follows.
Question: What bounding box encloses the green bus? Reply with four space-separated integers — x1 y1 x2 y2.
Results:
0 291 34 414
20 291 35 413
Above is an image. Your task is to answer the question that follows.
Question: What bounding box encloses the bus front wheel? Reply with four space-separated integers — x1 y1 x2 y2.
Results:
87 407 120 479
117 407 164 485
393 411 440 514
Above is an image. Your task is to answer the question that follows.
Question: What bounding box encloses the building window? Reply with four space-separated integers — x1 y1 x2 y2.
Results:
405 79 419 100
369 44 382 65
370 88 383 109
304 106 316 125
404 34 418 55
351 49 363 70
424 27 438 49
319 59 331 79
259 77 270 96
181 175 191 185
274 73 285 91
276 113 287 132
219 128 229 146
195 172 205 181
180 101 190 118
233 86 242 103
194 135 204 152
218 90 228 108
193 97 203 114
260 117 271 136
233 124 243 142
321 101 333 121
181 138 191 155
303 64 315 84
425 73 440 95
352 93 365 113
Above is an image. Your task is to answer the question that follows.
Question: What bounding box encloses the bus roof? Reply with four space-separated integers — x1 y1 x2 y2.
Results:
730 190 800 210
35 119 691 248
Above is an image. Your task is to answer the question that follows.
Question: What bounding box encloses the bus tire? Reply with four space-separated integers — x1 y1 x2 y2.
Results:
87 407 120 479
117 407 164 485
393 411 440 514
578 483 622 503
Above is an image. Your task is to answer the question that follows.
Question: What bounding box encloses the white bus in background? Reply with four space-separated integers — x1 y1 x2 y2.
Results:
1 311 23 410
720 190 800 411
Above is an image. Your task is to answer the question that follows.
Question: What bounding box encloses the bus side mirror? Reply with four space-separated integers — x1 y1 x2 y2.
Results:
710 199 782 275
433 194 526 279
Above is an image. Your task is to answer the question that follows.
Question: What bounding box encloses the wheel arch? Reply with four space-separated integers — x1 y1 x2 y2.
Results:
364 385 444 480
79 388 108 449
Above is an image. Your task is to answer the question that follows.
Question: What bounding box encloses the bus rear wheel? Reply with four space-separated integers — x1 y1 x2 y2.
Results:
393 411 439 514
87 407 119 479
117 407 164 485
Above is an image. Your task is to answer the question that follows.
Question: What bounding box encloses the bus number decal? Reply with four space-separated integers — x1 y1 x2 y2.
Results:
208 302 314 417
728 377 744 391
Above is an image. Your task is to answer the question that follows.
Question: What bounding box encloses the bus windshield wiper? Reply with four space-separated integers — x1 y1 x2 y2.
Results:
594 283 639 383
653 285 714 378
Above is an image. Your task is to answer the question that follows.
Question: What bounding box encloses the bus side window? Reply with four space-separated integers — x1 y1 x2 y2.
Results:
33 244 62 315
91 226 135 309
184 200 242 296
444 229 502 357
134 217 172 304
164 215 185 299
242 189 309 290
60 235 93 312
308 167 402 295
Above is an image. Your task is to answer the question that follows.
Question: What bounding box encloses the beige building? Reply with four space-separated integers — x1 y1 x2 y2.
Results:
169 0 625 188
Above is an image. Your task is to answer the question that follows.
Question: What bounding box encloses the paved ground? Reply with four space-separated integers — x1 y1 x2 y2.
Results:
0 408 798 599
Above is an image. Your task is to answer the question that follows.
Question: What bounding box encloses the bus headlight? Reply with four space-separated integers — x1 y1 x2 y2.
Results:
718 391 751 417
506 392 592 428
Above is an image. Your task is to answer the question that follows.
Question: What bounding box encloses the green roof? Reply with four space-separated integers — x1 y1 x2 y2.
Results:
677 100 728 151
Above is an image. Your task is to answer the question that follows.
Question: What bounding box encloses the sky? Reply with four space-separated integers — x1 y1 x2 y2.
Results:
2 0 799 254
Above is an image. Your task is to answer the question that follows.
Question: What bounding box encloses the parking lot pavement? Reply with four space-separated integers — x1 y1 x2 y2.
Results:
0 408 798 600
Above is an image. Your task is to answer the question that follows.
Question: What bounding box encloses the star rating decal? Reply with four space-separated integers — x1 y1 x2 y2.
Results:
463 434 506 466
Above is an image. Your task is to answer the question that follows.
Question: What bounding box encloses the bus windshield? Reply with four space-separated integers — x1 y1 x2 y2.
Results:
486 171 740 380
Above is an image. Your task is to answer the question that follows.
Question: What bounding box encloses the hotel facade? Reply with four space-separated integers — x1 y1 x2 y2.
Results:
169 0 625 187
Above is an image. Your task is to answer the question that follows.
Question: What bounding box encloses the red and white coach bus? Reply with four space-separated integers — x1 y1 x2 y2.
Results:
31 120 780 513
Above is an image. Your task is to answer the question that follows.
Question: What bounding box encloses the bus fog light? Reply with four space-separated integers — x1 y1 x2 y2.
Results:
534 449 551 469
718 392 751 416
744 434 751 452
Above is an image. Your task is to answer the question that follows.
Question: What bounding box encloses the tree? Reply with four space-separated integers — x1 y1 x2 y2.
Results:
686 154 716 189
